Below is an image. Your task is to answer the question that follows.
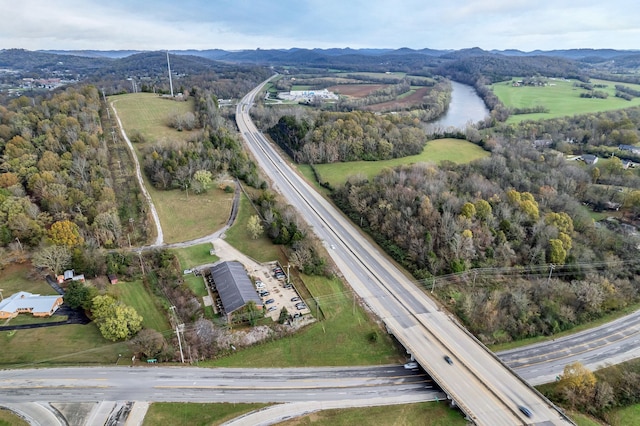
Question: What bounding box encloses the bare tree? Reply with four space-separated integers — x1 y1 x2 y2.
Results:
32 245 72 276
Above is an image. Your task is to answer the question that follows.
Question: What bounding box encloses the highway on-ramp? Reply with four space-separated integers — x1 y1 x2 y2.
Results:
235 77 573 425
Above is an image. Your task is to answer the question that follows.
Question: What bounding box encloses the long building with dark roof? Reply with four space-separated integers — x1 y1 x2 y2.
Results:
210 261 263 322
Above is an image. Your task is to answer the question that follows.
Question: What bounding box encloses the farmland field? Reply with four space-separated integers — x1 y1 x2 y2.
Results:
492 78 640 123
327 84 385 97
365 86 430 111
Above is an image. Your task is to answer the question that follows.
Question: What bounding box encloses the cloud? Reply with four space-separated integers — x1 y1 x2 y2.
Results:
0 0 638 51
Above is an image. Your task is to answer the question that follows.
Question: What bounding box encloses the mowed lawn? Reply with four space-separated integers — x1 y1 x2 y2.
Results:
143 402 270 426
306 138 489 188
0 323 128 367
279 402 466 426
0 262 57 295
107 280 171 333
492 78 640 123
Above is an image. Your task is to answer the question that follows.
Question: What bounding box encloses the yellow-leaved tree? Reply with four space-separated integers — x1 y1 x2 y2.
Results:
48 220 83 247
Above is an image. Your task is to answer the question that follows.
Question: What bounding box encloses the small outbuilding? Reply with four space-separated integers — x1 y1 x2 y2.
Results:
108 274 119 285
210 261 263 323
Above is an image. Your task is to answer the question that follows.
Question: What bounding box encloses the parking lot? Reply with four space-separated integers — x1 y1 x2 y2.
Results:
252 263 310 321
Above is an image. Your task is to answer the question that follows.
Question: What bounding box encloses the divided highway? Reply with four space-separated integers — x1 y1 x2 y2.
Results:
236 77 573 425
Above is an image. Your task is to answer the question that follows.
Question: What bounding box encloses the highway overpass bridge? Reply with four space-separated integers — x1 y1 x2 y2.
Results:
235 77 574 425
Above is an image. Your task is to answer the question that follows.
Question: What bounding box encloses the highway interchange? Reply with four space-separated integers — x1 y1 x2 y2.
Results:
3 77 640 425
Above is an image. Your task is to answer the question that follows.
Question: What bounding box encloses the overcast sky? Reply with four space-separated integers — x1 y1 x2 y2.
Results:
1 0 638 52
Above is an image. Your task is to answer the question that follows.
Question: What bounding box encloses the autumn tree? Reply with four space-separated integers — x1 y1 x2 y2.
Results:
192 169 213 194
557 362 597 409
48 220 83 247
91 295 143 341
247 215 264 239
32 244 72 276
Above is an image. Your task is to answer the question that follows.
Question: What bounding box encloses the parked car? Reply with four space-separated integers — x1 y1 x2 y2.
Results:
291 297 301 302
255 281 265 289
444 355 453 365
265 299 275 304
259 291 270 298
283 284 293 289
267 306 277 313
295 303 307 310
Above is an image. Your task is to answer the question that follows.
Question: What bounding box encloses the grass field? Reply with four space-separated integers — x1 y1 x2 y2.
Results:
111 92 234 244
279 402 466 426
110 93 200 145
145 179 234 244
224 191 286 263
142 402 270 426
0 263 58 295
141 401 465 426
492 78 640 124
606 403 640 425
107 280 171 333
305 138 489 188
171 243 219 271
0 323 128 367
0 408 29 426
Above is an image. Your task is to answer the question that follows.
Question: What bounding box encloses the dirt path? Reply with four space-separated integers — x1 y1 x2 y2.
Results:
110 100 164 247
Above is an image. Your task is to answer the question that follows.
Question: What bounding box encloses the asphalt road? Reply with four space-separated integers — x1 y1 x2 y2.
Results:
499 307 640 385
235 77 571 425
0 365 437 404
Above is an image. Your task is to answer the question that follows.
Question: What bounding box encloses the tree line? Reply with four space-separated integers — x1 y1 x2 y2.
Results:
267 110 427 163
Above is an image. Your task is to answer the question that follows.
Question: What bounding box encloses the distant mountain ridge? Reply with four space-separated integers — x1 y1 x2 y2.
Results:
34 47 640 62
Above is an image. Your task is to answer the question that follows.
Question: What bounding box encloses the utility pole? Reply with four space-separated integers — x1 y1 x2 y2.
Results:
286 263 291 284
169 306 185 363
547 264 556 285
176 324 185 364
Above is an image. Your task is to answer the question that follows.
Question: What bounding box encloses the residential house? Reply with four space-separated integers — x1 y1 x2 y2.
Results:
0 291 63 319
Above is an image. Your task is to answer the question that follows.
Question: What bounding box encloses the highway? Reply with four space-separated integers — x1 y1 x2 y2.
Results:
500 307 640 385
235 76 573 425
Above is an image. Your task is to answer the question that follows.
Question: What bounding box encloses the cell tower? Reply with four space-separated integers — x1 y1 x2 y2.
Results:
166 51 174 97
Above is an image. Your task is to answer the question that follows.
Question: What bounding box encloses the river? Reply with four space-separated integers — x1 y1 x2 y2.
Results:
426 81 490 132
